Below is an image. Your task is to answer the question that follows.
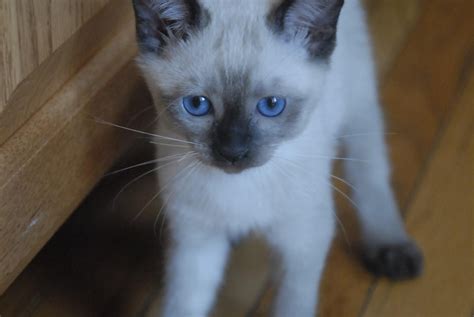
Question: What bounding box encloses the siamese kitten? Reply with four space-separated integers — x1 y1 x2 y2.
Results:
132 0 423 316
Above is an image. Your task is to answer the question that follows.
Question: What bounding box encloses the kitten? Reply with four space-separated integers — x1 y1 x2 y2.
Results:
132 0 423 316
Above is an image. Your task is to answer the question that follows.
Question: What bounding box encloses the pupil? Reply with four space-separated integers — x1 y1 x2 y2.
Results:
192 96 202 108
268 97 277 108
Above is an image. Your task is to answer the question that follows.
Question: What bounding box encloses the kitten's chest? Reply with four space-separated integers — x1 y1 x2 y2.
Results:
163 161 327 235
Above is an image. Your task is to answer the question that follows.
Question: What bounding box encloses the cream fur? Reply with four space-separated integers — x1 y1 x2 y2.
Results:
136 1 414 316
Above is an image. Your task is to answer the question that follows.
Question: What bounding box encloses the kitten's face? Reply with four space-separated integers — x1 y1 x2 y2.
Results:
133 0 344 173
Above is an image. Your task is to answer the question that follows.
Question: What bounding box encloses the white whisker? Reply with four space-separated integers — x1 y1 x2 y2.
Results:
113 153 195 209
132 156 198 223
155 161 201 239
106 152 194 176
334 132 397 139
126 105 154 126
274 156 352 248
94 118 200 145
293 154 369 163
144 103 175 129
329 182 359 210
149 141 192 149
330 174 357 193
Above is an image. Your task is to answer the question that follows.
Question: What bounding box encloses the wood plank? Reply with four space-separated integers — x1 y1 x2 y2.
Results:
0 0 110 109
0 21 149 293
362 63 474 317
0 0 133 145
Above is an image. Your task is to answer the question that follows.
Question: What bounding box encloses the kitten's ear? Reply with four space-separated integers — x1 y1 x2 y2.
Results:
271 0 344 58
132 0 203 54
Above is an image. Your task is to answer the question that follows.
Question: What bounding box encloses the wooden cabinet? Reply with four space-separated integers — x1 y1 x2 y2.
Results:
0 0 150 294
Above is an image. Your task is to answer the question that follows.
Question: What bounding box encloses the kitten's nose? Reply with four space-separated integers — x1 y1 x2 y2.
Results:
215 143 249 163
214 125 250 163
214 108 250 164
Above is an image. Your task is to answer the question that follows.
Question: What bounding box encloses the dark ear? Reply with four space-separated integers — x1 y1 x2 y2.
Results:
132 0 203 54
271 0 344 58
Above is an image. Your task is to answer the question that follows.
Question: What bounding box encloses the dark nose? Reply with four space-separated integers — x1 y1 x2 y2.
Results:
215 142 249 163
214 124 250 163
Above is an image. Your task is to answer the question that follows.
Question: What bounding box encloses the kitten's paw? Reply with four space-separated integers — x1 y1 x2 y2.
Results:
363 241 423 280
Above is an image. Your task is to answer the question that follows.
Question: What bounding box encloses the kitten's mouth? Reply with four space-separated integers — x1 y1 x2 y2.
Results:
210 153 269 174
214 160 251 174
195 145 274 174
194 151 256 174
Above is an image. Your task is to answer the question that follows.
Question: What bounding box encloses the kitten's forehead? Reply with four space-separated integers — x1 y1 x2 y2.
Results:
140 0 321 100
199 0 277 18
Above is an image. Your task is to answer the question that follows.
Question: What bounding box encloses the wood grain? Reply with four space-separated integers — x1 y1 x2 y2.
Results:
0 23 148 293
362 63 474 317
0 0 133 145
0 0 109 110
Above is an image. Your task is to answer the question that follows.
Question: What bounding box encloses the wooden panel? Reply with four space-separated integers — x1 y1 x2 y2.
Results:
0 0 109 110
0 18 134 187
0 21 148 293
0 0 133 145
362 66 474 317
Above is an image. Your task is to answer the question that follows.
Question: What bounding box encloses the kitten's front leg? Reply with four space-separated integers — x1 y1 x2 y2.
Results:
162 224 230 317
266 211 334 317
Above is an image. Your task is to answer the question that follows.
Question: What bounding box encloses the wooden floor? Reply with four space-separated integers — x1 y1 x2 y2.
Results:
1 0 473 316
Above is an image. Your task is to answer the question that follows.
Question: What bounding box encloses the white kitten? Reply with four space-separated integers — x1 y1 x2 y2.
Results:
132 0 423 316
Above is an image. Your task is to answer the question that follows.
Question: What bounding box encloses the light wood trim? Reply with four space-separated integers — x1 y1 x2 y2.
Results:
0 0 133 145
0 24 150 294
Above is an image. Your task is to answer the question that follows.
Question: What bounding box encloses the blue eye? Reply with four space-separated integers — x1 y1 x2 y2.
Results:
182 96 212 116
257 96 286 117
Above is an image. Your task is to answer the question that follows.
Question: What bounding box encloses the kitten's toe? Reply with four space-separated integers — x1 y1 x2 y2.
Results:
363 241 423 280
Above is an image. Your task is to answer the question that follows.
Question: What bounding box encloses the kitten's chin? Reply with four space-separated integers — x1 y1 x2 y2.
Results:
203 157 269 174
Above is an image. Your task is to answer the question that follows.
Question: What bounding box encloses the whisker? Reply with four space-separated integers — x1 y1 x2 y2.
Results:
132 155 198 223
94 118 200 145
155 162 201 240
113 153 194 209
126 105 154 126
293 154 370 163
274 156 352 248
330 174 357 193
329 182 359 210
334 132 397 139
106 152 193 176
144 103 175 130
148 141 192 149
157 193 173 241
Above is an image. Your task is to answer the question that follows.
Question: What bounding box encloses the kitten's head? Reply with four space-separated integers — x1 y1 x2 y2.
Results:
133 0 344 173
